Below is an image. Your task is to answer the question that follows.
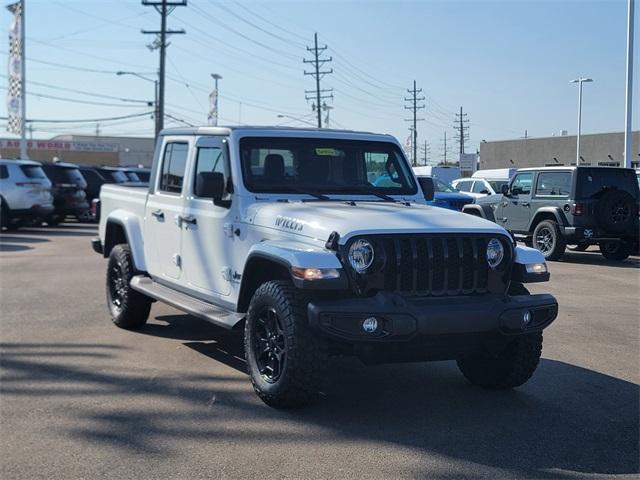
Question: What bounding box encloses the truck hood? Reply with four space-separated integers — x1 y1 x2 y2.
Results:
246 200 508 244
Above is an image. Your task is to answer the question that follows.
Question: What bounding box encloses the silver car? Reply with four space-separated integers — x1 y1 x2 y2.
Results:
0 159 54 230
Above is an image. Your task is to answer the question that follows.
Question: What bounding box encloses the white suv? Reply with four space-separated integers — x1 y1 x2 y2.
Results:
0 159 54 230
452 177 508 199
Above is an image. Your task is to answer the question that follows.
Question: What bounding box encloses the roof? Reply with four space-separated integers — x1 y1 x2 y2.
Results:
0 158 43 166
517 166 637 172
159 125 393 138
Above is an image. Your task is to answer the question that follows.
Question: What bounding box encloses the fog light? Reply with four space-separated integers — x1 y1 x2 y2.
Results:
362 317 378 333
522 310 532 327
525 262 547 274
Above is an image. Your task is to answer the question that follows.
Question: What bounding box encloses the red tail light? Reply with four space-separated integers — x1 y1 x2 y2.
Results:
571 203 584 216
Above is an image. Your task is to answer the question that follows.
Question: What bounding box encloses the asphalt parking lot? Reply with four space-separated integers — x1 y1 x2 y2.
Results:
1 223 638 479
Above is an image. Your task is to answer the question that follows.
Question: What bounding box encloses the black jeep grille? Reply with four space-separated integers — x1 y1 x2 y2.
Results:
344 234 511 297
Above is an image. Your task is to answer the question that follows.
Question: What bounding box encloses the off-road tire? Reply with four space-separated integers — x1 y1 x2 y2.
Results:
599 241 631 261
244 280 327 408
595 189 636 234
106 244 151 329
533 220 566 261
457 331 543 389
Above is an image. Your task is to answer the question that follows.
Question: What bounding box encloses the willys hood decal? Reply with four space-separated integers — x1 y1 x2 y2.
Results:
246 201 508 244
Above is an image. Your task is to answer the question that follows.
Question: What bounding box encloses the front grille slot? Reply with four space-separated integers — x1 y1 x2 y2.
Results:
379 234 496 296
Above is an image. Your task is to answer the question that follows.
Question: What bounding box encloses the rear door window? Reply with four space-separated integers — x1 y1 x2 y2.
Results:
535 172 571 197
0 165 8 179
159 142 189 194
472 181 488 193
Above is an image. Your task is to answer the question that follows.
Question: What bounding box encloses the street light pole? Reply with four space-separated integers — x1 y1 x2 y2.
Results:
116 71 159 137
570 77 593 166
624 0 635 168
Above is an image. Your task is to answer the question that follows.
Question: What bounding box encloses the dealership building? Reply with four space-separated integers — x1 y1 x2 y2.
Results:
0 135 155 167
479 131 640 170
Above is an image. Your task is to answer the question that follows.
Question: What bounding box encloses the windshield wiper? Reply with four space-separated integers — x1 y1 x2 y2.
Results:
279 186 331 201
334 186 399 203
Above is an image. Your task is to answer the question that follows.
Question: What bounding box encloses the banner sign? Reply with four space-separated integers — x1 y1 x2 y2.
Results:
207 89 218 126
0 138 119 152
459 153 478 172
6 1 22 136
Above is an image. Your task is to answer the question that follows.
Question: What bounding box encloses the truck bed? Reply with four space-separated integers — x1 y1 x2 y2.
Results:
98 184 148 241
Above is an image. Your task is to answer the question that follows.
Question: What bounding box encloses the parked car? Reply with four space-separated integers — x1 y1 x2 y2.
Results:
462 166 639 261
412 165 461 184
453 168 515 199
120 167 150 183
94 166 129 184
0 159 54 230
416 175 474 211
40 162 89 225
93 126 557 408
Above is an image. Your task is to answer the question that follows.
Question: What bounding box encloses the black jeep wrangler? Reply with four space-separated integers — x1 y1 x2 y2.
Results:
463 167 639 261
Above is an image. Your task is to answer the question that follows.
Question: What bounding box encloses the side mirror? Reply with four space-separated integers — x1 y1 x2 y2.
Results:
501 184 510 195
480 189 490 195
195 171 225 200
418 177 435 201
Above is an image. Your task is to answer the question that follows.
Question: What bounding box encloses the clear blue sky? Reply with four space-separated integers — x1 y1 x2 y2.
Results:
1 0 638 162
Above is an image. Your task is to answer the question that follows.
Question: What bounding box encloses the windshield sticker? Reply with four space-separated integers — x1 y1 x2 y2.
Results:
315 148 339 156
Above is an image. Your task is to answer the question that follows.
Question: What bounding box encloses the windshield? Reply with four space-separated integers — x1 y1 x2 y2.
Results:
124 171 141 182
433 177 456 193
42 165 86 187
240 137 417 196
489 180 508 192
20 165 46 180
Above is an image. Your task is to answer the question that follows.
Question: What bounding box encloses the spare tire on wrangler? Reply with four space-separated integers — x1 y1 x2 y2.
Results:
595 189 637 234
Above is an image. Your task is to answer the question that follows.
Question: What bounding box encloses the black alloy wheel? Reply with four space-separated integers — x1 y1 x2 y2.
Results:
108 263 127 310
535 225 554 255
252 306 287 383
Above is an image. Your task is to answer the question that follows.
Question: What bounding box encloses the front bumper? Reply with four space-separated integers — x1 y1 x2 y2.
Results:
308 291 558 343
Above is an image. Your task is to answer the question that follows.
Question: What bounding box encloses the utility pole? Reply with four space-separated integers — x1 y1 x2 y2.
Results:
304 33 333 128
95 123 101 137
441 131 449 166
420 140 430 165
453 106 469 156
322 102 333 128
404 80 425 166
142 0 186 136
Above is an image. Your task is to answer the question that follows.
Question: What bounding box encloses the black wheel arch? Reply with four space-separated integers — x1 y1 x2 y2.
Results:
462 204 496 222
527 207 568 232
237 254 292 313
103 220 129 259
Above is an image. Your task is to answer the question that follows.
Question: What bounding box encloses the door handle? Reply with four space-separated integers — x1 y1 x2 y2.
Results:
521 202 530 207
178 215 197 226
151 209 164 220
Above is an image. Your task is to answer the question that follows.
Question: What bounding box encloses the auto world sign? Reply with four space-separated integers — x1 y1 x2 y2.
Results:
0 138 119 152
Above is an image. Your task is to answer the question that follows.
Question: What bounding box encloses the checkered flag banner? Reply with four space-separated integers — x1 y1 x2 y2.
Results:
207 89 218 126
6 1 23 136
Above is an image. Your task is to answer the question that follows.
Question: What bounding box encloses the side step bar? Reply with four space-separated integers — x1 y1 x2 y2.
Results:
130 276 244 330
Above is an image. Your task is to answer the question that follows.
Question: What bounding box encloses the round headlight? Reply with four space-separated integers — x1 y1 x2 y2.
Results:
486 238 504 269
348 239 375 273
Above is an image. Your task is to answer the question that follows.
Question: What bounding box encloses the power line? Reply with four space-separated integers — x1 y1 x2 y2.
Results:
404 80 425 166
304 33 333 128
141 0 187 136
0 111 154 124
0 86 151 108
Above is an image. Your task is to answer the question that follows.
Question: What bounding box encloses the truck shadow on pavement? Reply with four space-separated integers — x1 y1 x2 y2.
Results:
1 326 638 478
130 314 640 477
559 251 640 268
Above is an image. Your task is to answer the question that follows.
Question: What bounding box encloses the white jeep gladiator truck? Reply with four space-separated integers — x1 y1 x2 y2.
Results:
92 126 558 408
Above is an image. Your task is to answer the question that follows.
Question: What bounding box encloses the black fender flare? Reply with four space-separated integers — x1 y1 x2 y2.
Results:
527 207 569 232
462 204 496 223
